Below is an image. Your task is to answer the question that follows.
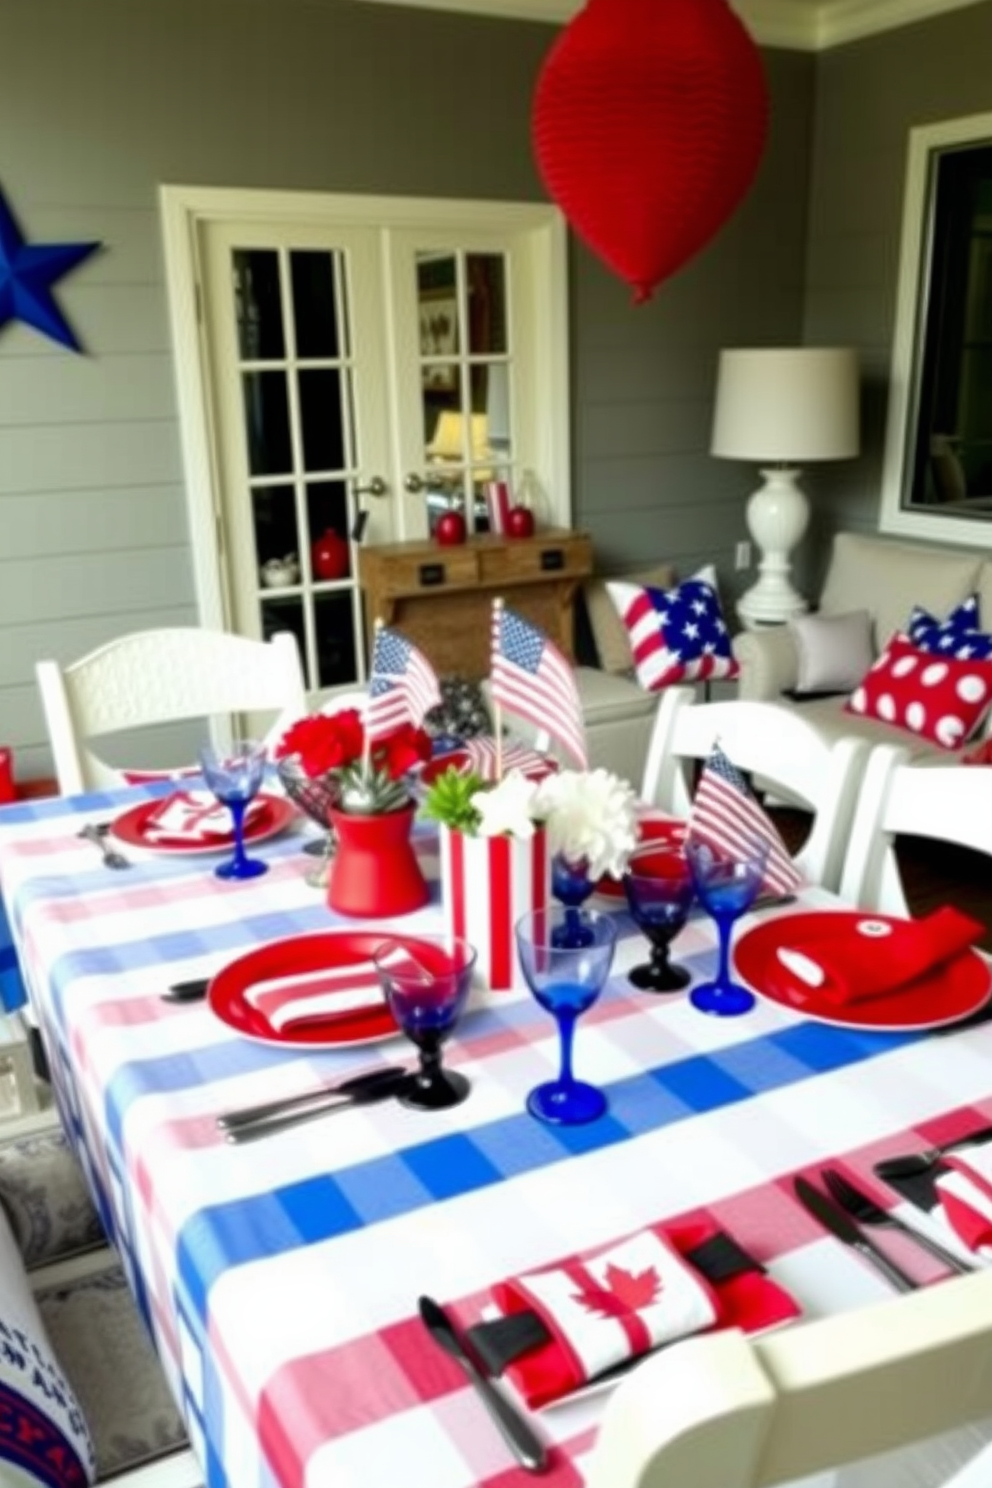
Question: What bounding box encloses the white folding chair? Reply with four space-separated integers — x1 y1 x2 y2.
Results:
587 1270 992 1488
641 688 869 892
838 743 990 914
36 628 307 795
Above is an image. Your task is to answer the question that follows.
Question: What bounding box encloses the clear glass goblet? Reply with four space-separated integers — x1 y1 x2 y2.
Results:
622 842 695 993
550 853 596 948
685 837 768 1016
372 936 476 1110
514 906 618 1126
198 739 268 881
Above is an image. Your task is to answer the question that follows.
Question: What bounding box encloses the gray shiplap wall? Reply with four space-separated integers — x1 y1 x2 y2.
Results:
801 1 992 595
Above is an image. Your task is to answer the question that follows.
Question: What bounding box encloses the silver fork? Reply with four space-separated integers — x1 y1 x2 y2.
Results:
822 1167 976 1274
78 823 131 870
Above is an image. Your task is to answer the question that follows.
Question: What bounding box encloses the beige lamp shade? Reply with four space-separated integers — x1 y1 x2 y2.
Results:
711 347 860 463
428 411 490 463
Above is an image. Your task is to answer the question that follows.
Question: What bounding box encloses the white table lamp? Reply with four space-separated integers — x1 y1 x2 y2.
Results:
711 347 860 626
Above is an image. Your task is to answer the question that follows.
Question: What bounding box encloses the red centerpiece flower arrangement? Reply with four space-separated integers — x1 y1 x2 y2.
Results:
275 710 432 917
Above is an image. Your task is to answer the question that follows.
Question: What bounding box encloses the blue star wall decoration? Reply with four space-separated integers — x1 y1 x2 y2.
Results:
0 184 101 353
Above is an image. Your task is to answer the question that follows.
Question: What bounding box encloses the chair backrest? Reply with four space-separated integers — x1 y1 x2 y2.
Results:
641 688 869 891
838 743 989 914
587 1269 992 1488
37 628 308 795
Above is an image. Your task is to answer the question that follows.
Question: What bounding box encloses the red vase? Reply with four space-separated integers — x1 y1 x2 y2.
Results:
326 802 429 918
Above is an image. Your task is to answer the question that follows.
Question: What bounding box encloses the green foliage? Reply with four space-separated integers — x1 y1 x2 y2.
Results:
421 767 487 832
337 764 410 815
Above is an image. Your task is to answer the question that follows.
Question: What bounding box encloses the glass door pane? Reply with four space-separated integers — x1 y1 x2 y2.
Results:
202 221 394 697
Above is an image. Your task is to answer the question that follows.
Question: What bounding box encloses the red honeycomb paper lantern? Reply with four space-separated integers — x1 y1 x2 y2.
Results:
532 0 769 303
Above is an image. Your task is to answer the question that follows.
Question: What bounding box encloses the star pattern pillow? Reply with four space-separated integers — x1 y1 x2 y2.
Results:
845 632 992 750
907 595 992 660
606 566 739 692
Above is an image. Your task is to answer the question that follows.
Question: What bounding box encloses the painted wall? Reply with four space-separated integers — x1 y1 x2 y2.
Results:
803 1 992 593
0 0 814 779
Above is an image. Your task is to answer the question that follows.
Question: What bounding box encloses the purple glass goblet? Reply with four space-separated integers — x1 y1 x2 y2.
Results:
372 936 476 1110
622 843 695 993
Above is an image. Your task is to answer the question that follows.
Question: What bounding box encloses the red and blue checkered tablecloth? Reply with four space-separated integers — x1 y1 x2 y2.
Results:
1 785 992 1488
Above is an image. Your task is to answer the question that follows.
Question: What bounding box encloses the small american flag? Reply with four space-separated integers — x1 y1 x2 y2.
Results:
687 745 803 897
365 626 442 742
490 604 587 769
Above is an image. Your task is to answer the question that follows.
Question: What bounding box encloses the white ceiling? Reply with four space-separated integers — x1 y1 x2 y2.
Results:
352 0 985 50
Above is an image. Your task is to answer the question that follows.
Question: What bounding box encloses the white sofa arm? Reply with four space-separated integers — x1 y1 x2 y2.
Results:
732 628 800 700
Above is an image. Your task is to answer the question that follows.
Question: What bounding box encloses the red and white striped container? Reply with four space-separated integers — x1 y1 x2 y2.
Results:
439 825 550 992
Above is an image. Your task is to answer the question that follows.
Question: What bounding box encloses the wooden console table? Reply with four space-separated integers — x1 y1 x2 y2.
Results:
357 528 594 680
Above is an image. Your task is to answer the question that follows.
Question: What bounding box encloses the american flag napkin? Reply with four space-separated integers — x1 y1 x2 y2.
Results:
143 791 266 844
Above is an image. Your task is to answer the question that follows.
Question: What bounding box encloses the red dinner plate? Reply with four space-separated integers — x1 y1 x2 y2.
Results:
593 813 688 902
209 931 440 1048
111 792 296 856
733 910 992 1031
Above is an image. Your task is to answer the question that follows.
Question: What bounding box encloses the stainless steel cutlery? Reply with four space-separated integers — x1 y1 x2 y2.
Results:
874 1123 992 1180
821 1167 975 1274
793 1175 917 1292
161 978 210 1004
418 1295 547 1474
220 1066 412 1143
78 822 130 869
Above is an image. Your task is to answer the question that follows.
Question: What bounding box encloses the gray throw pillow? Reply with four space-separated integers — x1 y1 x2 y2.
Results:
789 610 874 696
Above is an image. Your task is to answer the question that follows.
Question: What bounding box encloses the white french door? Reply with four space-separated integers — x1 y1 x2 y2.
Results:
161 188 570 702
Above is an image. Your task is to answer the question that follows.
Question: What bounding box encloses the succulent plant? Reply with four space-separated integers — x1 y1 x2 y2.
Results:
420 766 487 832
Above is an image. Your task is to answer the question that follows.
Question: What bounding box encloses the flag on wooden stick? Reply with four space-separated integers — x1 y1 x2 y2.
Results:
490 601 587 769
365 624 442 742
687 744 802 897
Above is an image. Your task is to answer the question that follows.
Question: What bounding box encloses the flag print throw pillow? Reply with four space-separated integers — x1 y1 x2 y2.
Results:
606 566 739 692
906 594 992 661
845 633 992 750
0 1210 95 1487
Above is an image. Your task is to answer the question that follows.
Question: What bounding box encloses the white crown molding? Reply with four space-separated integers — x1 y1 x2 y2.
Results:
350 0 988 51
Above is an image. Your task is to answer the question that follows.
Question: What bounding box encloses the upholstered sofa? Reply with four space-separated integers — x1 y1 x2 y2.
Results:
733 530 992 761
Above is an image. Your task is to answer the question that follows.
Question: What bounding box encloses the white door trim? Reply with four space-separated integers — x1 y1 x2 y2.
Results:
159 184 570 633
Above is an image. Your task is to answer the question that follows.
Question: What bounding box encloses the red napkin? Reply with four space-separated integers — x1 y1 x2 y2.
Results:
935 1145 992 1253
774 907 985 1006
490 1219 799 1409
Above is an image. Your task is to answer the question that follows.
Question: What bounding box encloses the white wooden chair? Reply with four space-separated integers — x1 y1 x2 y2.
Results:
587 1270 992 1488
838 743 988 914
641 688 869 892
36 628 307 795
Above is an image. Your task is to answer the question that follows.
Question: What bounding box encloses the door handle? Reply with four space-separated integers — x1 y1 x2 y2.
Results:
404 472 425 493
354 475 388 498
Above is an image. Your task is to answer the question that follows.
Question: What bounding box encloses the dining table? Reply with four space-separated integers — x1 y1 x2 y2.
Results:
2 779 992 1488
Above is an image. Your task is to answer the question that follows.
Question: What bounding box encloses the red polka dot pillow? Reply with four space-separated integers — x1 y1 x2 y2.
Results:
845 633 992 750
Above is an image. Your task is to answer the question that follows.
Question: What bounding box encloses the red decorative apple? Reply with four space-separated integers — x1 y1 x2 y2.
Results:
311 528 349 581
435 510 467 546
506 506 536 539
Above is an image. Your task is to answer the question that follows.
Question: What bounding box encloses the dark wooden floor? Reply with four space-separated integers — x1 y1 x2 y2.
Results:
771 809 992 953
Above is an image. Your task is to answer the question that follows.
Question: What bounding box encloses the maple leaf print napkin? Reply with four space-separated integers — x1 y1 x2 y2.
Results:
480 1220 800 1408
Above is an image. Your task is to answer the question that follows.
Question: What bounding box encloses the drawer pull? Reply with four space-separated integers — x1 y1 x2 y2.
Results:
418 563 446 587
540 548 565 572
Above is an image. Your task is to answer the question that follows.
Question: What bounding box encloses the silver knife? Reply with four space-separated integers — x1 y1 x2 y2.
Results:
418 1296 547 1473
794 1176 917 1292
218 1066 408 1130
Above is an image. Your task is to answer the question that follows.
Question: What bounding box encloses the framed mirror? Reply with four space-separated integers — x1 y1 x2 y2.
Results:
881 111 992 545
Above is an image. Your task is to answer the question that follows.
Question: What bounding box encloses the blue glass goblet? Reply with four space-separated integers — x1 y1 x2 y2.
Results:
685 837 769 1016
514 907 618 1126
622 843 695 993
373 936 476 1110
198 739 268 881
550 853 596 949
